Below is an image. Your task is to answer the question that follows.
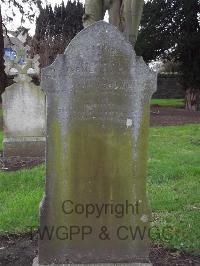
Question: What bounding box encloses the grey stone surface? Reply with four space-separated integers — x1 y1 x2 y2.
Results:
3 137 46 157
33 256 152 266
2 74 46 157
39 21 157 265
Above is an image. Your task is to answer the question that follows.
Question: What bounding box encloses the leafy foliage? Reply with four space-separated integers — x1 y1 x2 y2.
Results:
135 0 179 62
136 0 200 110
174 0 200 90
136 0 200 64
30 1 84 68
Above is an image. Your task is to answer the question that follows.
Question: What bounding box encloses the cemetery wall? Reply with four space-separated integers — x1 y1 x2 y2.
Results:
153 73 184 99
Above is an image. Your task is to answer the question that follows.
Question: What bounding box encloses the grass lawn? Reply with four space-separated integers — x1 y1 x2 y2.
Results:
148 124 200 254
151 98 185 107
0 165 45 232
0 124 199 255
0 131 3 150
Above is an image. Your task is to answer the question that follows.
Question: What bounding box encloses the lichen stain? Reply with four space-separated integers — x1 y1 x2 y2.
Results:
45 102 152 252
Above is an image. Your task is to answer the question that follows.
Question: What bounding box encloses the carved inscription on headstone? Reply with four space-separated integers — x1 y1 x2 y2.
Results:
37 22 157 265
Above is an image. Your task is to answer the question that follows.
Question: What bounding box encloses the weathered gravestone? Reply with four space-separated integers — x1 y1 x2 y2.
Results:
2 73 46 157
35 21 157 265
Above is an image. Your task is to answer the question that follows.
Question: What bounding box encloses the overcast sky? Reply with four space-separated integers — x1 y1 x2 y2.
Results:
2 0 86 35
2 0 149 34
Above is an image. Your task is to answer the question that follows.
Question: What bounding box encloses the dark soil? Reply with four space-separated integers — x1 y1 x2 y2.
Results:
0 233 199 266
0 234 37 266
0 152 45 171
150 245 200 266
150 106 200 127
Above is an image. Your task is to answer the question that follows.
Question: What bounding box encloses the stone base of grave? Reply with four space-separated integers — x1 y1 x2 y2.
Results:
33 257 152 266
3 137 46 157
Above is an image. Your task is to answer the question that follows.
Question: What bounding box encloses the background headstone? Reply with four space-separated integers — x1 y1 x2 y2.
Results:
153 73 184 99
2 44 45 158
37 21 157 265
2 72 46 157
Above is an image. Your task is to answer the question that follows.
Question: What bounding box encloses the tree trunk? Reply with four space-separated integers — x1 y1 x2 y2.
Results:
185 88 200 111
0 5 6 98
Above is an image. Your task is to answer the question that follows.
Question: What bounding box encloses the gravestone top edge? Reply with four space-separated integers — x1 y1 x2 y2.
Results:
41 21 135 78
136 56 157 95
41 21 157 97
64 20 134 54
